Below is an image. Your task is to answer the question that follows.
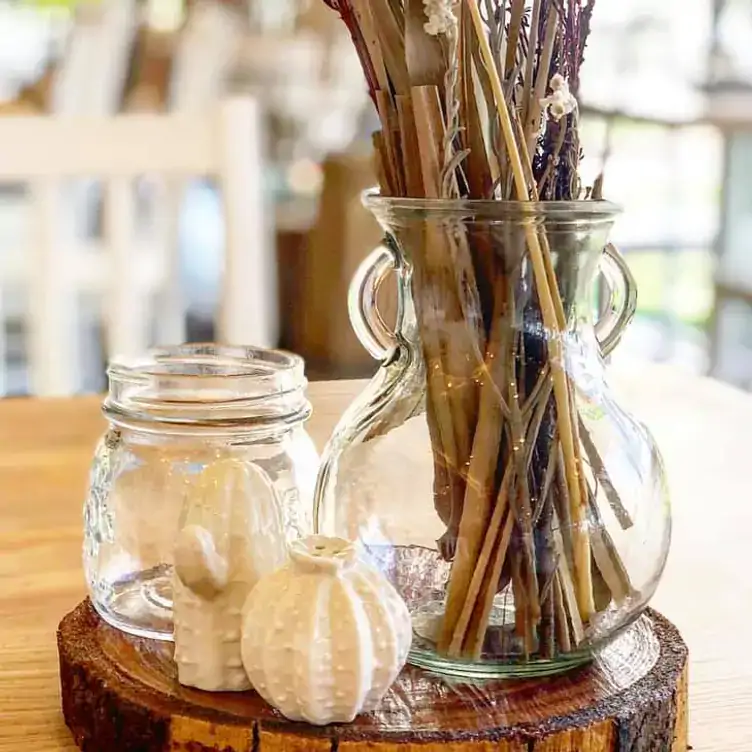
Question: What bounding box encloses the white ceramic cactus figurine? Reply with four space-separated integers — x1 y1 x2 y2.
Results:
173 457 287 691
241 536 412 724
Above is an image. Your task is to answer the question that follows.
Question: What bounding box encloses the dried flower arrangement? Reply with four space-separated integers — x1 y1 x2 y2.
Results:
319 0 636 663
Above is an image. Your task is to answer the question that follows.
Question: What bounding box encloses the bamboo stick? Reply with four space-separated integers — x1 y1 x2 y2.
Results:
517 121 599 620
554 447 575 568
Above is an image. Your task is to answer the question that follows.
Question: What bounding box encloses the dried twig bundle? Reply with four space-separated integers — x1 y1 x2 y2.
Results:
321 0 634 662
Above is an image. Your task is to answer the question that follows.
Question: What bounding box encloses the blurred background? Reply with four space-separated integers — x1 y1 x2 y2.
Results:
0 0 749 393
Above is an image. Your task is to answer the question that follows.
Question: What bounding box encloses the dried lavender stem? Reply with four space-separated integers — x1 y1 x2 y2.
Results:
524 380 555 476
537 120 568 197
521 0 543 126
526 5 558 158
505 0 526 74
483 0 506 79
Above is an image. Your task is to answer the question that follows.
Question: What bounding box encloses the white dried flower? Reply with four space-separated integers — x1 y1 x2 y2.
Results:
423 0 457 36
550 73 567 92
540 76 577 122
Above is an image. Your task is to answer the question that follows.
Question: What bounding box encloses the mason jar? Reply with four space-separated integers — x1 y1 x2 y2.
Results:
83 344 319 640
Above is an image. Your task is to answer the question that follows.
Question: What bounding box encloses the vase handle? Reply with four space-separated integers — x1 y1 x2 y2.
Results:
348 240 399 362
596 243 638 357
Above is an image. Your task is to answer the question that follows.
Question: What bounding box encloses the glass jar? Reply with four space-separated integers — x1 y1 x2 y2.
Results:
314 195 671 678
84 344 319 640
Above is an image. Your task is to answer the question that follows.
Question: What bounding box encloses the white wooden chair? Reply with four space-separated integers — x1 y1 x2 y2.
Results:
0 96 276 397
50 0 138 117
154 0 247 346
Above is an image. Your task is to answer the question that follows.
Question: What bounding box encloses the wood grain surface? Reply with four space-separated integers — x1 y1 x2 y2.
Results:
1 367 752 750
59 600 687 751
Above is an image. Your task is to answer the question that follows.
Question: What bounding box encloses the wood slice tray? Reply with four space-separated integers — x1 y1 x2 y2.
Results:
58 599 688 752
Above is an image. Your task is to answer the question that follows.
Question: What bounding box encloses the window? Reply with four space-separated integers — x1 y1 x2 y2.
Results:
576 0 721 372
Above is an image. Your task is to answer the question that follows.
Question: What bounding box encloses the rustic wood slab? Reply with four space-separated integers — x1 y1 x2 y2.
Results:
58 599 687 752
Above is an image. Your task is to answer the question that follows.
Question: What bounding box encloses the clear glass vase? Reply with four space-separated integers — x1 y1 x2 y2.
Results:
314 194 671 678
84 344 319 640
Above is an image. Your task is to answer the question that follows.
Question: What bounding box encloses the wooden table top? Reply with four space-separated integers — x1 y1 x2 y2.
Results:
0 367 750 751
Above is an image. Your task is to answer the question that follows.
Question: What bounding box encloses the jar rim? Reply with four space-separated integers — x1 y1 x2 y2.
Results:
108 344 303 385
105 344 310 432
362 188 622 220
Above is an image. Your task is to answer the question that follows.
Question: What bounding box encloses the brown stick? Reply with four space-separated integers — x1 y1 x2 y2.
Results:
411 86 444 198
553 572 572 653
505 0 526 75
552 509 586 645
438 282 510 655
578 416 634 530
395 95 425 197
372 132 397 196
370 0 411 94
553 446 575 568
588 495 634 603
511 550 535 658
506 329 541 627
404 0 448 90
459 2 493 199
464 510 516 659
376 91 406 196
349 0 389 93
448 465 513 654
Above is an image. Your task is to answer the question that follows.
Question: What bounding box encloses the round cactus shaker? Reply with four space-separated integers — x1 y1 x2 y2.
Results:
240 536 412 724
